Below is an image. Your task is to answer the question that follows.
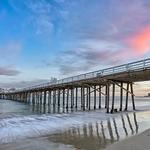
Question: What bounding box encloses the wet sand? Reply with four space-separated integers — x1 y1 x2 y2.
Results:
105 128 150 150
0 137 75 150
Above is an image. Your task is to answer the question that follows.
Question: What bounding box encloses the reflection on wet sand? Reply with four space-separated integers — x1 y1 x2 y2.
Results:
48 112 138 150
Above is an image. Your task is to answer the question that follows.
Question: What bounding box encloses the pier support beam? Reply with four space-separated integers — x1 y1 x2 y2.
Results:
81 87 85 110
94 86 96 109
48 91 51 106
105 86 107 108
66 88 69 109
43 91 46 105
99 85 101 109
83 87 85 110
40 92 42 105
81 87 83 109
111 83 115 113
130 83 135 110
32 92 35 105
125 83 129 111
106 84 110 113
88 87 91 110
75 88 78 109
58 89 60 107
62 89 65 108
120 82 123 111
53 90 56 107
86 87 89 109
71 88 74 109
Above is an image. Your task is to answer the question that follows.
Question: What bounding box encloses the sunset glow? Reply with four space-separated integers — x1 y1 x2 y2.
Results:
129 27 150 55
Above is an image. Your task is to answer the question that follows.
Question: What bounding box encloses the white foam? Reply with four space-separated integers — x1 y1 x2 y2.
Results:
0 110 114 144
0 97 150 144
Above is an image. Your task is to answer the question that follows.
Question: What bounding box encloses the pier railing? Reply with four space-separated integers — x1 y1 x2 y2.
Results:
15 58 150 92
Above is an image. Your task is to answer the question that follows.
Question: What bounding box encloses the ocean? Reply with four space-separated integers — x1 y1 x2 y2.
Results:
0 97 150 150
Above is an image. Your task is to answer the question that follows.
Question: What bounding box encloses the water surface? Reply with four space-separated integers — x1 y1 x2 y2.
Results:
0 97 150 150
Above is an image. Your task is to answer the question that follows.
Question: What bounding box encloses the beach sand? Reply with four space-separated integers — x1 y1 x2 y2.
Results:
105 129 150 150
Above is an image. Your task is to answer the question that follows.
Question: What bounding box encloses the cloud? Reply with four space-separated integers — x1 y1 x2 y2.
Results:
0 66 20 76
37 0 150 76
47 37 149 76
5 0 150 77
48 46 127 75
0 41 21 63
127 26 150 55
23 0 65 35
0 78 54 89
27 1 53 35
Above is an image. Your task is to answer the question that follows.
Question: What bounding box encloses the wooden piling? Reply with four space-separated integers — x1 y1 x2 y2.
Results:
62 89 65 108
88 87 91 110
58 89 60 107
111 83 115 113
66 88 69 109
99 85 101 109
86 87 89 109
125 83 129 111
71 88 73 109
81 87 83 109
106 84 110 113
94 85 96 109
72 88 74 107
82 87 85 110
36 92 39 104
105 85 107 108
75 87 78 108
53 90 56 107
32 92 35 105
48 91 51 106
120 82 123 111
43 91 46 105
40 92 42 105
130 83 135 110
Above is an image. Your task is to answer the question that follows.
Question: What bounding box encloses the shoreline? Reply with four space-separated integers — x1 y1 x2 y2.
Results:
0 110 150 150
1 98 150 150
105 128 150 150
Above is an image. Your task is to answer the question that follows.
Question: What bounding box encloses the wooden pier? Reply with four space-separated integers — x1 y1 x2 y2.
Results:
1 58 150 113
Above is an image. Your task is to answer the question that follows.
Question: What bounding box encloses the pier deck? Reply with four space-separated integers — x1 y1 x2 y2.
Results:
1 58 150 113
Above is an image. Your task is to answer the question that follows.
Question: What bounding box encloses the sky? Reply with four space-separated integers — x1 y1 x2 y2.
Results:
0 0 150 95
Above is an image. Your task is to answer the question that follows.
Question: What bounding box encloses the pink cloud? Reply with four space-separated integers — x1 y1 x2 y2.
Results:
127 26 150 55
